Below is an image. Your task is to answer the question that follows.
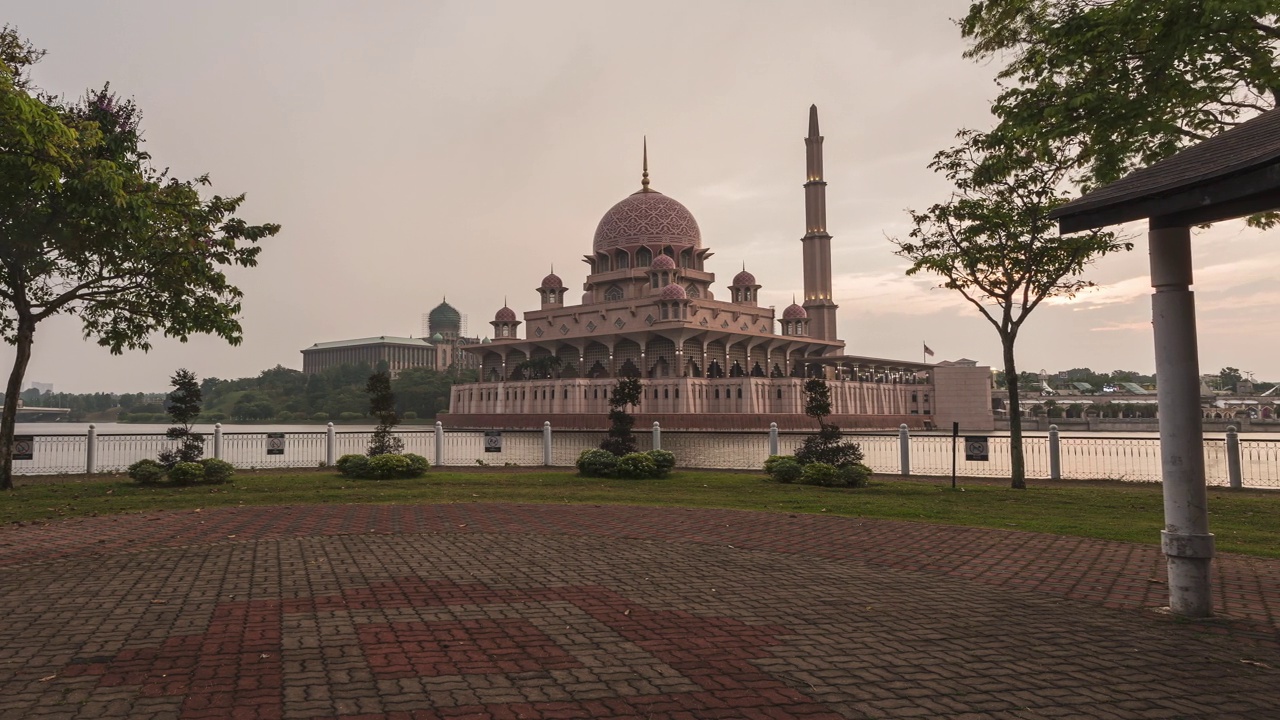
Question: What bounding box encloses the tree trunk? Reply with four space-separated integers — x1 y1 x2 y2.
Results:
1 320 35 491
1003 335 1026 489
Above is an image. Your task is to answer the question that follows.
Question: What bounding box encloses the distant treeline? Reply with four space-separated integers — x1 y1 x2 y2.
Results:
7 363 476 423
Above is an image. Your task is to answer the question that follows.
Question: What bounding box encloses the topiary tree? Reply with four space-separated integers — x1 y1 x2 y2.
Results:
365 370 403 456
793 377 864 468
158 368 204 468
600 376 642 456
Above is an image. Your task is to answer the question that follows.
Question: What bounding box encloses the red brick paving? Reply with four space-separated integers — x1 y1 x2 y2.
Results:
0 504 1278 718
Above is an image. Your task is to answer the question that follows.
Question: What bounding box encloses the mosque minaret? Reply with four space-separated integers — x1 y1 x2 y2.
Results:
802 104 838 341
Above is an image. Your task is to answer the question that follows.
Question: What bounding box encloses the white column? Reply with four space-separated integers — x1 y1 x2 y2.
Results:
652 421 661 451
86 423 97 475
769 422 779 457
1150 223 1214 617
898 423 910 476
214 422 224 461
543 421 552 466
1226 425 1242 489
434 420 444 467
324 422 334 466
1048 424 1061 480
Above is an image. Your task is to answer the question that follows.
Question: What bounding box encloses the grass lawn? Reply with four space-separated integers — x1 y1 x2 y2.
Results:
3 468 1278 558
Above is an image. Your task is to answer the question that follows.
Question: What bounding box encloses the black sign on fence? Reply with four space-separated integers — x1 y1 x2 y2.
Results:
964 436 990 462
266 432 286 455
484 431 503 453
12 435 32 460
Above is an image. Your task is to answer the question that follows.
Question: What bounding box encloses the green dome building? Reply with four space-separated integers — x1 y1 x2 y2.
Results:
427 300 462 340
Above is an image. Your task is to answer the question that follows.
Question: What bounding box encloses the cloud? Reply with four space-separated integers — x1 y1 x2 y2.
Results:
1048 255 1280 310
825 269 972 316
1090 321 1149 333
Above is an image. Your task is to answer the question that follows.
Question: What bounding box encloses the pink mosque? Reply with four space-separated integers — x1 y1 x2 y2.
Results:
446 107 993 431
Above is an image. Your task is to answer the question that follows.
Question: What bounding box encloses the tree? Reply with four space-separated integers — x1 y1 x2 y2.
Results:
893 130 1129 488
1219 367 1244 392
0 29 279 489
158 369 204 467
365 370 403 456
793 377 864 468
515 355 562 380
960 0 1280 218
600 377 642 456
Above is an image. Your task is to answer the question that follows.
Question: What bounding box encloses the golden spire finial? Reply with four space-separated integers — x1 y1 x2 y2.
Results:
641 136 650 190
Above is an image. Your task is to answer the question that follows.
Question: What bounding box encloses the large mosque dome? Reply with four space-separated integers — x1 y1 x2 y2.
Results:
592 190 701 254
427 300 461 334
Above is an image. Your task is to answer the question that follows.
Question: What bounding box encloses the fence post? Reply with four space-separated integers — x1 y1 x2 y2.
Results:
1049 424 1061 480
325 422 335 467
768 422 779 456
86 423 97 475
898 424 910 476
1226 425 1242 489
434 421 444 467
652 421 661 451
543 421 552 466
214 422 223 461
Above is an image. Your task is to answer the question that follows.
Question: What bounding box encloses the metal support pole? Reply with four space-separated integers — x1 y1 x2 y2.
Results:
768 422 779 457
652 421 661 451
1226 425 1242 490
898 423 910 476
214 422 223 461
324 422 334 467
434 420 444 467
1048 424 1061 481
1150 223 1214 617
86 423 97 475
543 421 552 466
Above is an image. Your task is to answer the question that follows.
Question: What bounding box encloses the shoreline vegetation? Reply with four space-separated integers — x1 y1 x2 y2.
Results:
2 468 1277 558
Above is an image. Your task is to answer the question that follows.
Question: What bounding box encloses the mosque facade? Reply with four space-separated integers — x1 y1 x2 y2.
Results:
445 107 992 430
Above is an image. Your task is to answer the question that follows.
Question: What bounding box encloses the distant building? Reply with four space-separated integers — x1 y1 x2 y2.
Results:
23 381 53 394
301 300 483 376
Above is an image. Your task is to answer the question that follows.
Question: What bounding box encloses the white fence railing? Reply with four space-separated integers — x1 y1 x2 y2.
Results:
8 422 1278 488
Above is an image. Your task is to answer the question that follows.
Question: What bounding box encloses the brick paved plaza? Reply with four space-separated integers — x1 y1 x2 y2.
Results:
0 503 1277 719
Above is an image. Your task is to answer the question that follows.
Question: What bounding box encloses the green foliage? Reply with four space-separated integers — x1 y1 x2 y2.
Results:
793 379 865 469
600 377 643 456
158 368 204 467
402 453 430 475
799 462 839 486
402 411 418 420
615 452 658 480
365 370 403 456
311 412 329 422
836 463 872 488
168 461 205 484
646 449 676 477
127 458 165 483
514 355 562 380
960 0 1280 226
0 28 280 489
893 129 1130 489
802 378 832 418
335 454 369 478
199 458 235 483
763 455 803 484
1219 367 1244 391
576 448 619 477
365 453 419 479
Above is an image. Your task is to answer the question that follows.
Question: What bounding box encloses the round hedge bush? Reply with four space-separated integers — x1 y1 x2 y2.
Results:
168 461 206 483
128 458 165 483
646 449 676 477
763 455 803 484
799 462 839 487
576 449 618 477
836 463 872 488
336 453 369 478
366 453 412 479
402 453 430 476
200 458 236 483
615 452 658 479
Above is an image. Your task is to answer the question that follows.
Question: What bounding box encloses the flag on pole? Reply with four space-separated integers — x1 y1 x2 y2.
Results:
923 343 935 357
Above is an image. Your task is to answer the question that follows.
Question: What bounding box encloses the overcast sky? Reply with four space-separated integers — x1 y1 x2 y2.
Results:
5 1 1278 393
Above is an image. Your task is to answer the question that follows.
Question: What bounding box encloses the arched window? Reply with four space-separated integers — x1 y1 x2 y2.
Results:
660 304 669 320
686 284 700 298
500 326 509 337
615 251 629 269
680 249 692 267
597 254 610 272
661 272 669 285
604 285 624 302
637 247 652 266
651 274 659 289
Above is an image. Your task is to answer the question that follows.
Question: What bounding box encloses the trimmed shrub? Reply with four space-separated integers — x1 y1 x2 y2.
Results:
403 453 430 476
836 463 872 488
576 449 618 477
615 452 658 479
336 453 370 478
168 461 205 483
763 455 803 484
646 449 676 477
366 453 413 479
311 412 329 422
200 458 235 483
402 411 418 420
338 411 362 422
799 462 839 487
128 458 165 483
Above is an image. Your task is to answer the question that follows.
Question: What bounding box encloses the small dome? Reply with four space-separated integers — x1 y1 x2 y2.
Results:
481 337 492 344
650 254 676 270
540 272 563 289
782 303 807 320
430 332 444 342
658 283 687 300
582 291 592 304
494 306 517 322
732 269 756 286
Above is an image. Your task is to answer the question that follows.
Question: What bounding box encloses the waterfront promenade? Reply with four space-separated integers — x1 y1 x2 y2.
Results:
1 503 1277 719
